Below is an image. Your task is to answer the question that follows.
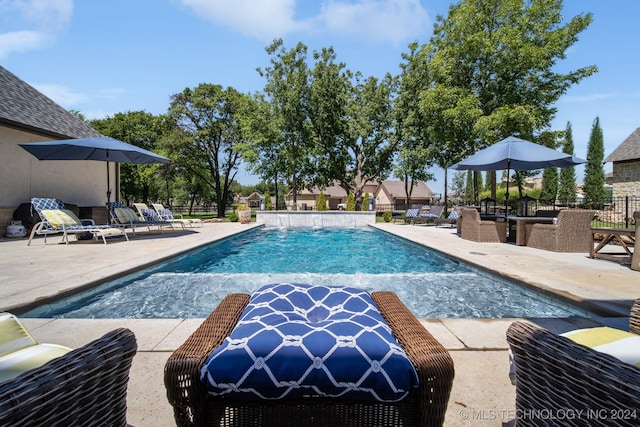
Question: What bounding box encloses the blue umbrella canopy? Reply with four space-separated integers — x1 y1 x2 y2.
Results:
19 136 169 202
450 136 585 171
18 136 169 164
450 136 586 217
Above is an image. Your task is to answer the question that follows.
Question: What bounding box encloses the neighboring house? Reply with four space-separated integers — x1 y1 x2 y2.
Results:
604 127 640 198
285 182 348 210
375 180 435 210
285 180 434 211
245 192 262 208
0 66 106 235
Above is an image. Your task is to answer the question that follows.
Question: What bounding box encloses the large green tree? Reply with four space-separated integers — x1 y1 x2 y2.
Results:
90 111 168 204
257 39 313 209
583 116 606 208
164 84 253 217
416 0 596 199
557 121 578 204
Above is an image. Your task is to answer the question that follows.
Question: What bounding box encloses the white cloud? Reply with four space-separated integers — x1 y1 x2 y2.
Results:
0 0 72 58
180 0 430 44
31 83 89 108
560 92 618 104
318 0 430 45
180 0 307 41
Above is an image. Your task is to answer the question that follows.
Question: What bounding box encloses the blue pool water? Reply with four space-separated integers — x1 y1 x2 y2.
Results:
26 227 589 319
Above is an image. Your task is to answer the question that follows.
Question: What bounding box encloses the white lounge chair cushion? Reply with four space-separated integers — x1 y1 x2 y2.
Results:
561 326 640 367
41 209 82 228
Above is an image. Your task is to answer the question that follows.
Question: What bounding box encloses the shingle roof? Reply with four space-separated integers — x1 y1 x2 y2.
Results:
0 66 101 139
378 180 434 198
604 127 640 163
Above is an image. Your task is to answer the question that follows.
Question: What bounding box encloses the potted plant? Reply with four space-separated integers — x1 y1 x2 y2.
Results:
236 204 251 224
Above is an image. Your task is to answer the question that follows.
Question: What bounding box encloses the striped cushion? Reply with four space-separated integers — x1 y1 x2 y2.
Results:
561 327 640 367
115 207 139 223
41 209 82 228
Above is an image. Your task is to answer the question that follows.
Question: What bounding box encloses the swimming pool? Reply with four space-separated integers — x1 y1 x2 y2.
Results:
24 227 589 319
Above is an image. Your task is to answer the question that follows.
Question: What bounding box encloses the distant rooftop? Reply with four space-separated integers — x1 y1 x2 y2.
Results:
0 65 101 139
604 127 640 163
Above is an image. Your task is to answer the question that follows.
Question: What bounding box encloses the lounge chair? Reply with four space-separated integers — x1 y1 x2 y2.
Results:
151 203 202 228
507 298 640 426
165 285 454 427
133 202 183 232
0 312 72 383
526 209 596 252
0 327 137 426
28 198 128 246
414 205 445 225
459 208 507 242
396 208 420 224
433 207 460 228
105 201 153 236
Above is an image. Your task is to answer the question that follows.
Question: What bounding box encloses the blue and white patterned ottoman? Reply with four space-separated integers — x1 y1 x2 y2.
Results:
200 283 419 402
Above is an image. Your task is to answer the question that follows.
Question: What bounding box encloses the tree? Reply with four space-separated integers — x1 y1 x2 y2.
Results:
165 84 252 218
90 111 168 204
419 0 596 198
258 39 313 210
557 121 578 204
583 117 606 208
317 191 327 211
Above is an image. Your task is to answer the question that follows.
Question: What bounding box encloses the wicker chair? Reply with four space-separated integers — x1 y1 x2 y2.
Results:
165 292 454 427
507 298 640 427
459 208 507 243
0 328 137 427
526 209 596 252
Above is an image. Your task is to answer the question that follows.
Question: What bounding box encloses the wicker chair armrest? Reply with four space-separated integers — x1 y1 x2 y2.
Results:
372 291 454 427
164 293 250 427
630 298 640 335
507 321 640 426
0 328 137 427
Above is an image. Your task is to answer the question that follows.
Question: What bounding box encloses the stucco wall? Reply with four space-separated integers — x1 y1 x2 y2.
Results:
611 160 640 198
0 125 115 210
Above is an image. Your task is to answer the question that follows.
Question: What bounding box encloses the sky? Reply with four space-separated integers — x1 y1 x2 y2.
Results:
1 0 639 195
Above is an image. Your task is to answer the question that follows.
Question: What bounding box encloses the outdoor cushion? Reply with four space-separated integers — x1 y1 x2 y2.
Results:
561 327 640 367
115 207 139 223
141 208 160 222
447 210 459 220
158 208 175 220
41 209 82 228
200 283 419 402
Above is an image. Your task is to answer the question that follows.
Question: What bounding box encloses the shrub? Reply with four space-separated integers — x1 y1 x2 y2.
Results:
346 191 356 211
361 192 370 211
317 192 327 211
383 211 392 222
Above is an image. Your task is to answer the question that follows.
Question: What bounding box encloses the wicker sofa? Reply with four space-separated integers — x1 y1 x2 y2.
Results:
0 328 137 427
459 208 507 243
507 298 640 427
165 291 455 427
525 209 596 252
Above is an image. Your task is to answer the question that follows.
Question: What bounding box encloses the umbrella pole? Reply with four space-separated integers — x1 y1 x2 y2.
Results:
106 158 111 203
505 162 510 220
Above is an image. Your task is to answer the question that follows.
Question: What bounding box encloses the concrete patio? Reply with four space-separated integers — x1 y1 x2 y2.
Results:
0 220 636 426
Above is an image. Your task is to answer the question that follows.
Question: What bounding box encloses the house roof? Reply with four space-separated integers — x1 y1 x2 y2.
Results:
376 180 434 199
288 182 349 197
604 127 640 163
0 66 101 139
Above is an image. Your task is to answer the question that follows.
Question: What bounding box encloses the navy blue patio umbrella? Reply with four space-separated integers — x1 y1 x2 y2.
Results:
19 136 169 202
450 136 586 215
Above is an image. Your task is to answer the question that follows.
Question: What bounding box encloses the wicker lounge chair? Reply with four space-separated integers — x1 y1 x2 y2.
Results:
459 208 507 243
151 203 203 228
165 290 454 427
526 209 596 252
507 298 640 427
28 198 128 245
0 328 137 427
